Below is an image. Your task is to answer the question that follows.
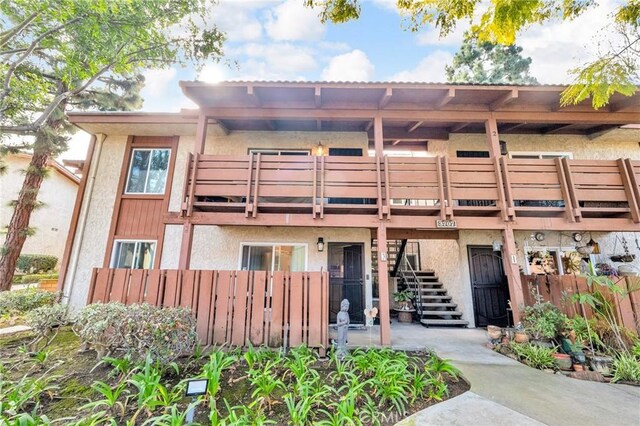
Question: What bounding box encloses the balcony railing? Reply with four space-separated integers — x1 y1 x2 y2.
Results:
181 153 640 223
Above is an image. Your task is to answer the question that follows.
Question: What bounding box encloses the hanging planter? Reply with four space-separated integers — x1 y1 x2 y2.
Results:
610 235 636 263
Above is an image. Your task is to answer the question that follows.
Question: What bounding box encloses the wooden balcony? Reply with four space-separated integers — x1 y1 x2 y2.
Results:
181 154 640 225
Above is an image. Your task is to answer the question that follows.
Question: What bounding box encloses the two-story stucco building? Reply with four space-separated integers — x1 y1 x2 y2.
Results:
58 82 640 348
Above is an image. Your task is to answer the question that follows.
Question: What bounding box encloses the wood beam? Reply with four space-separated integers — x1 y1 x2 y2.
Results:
490 89 518 110
450 122 470 133
435 88 455 109
364 120 374 132
211 119 229 135
315 87 322 108
376 224 391 346
406 121 423 133
368 127 449 141
501 227 525 324
194 114 208 154
377 229 460 240
541 123 575 135
178 222 193 269
392 139 402 146
379 88 393 109
610 96 639 112
485 118 501 157
200 107 640 125
247 85 261 106
587 125 618 140
499 122 527 133
374 116 384 157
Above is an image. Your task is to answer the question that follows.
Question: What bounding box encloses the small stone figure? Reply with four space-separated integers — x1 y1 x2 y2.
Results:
336 299 350 360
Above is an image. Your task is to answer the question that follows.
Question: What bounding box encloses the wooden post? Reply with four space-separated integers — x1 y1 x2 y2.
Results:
485 118 501 158
501 227 525 324
377 224 391 346
374 115 384 158
178 222 193 269
194 114 208 154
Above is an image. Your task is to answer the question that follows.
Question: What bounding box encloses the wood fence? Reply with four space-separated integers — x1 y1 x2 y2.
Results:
520 274 640 333
88 268 330 352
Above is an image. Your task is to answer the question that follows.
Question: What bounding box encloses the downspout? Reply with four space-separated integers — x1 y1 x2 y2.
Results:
63 133 106 306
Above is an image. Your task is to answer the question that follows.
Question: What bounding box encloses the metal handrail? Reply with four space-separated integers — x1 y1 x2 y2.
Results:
398 254 423 317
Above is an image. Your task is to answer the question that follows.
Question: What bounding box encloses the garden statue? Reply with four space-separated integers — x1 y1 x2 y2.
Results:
336 299 350 359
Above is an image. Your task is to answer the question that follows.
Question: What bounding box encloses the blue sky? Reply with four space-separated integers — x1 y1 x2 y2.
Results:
137 0 618 113
64 0 619 160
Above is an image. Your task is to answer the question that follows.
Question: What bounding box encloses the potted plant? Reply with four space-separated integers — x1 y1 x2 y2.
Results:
520 301 567 346
393 289 415 323
514 323 529 343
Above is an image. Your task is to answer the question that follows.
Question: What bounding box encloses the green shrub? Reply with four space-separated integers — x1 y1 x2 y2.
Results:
13 273 59 284
520 302 567 340
612 352 640 383
0 288 58 315
16 254 58 273
509 342 557 369
73 302 197 363
26 303 69 350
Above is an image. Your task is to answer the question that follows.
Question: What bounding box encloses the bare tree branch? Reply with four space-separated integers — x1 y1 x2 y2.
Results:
0 12 40 48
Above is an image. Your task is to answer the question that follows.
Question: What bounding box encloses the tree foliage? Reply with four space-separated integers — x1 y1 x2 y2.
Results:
446 32 538 84
307 0 639 107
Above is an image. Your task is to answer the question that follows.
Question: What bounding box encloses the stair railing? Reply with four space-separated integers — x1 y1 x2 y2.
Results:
399 254 423 318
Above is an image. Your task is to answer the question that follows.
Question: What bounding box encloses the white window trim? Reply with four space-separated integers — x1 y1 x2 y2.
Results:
238 242 309 271
248 149 310 155
111 239 157 269
523 245 578 275
124 148 172 195
509 151 573 159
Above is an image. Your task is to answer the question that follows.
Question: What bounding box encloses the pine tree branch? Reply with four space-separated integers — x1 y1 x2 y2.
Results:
0 16 84 111
0 12 41 48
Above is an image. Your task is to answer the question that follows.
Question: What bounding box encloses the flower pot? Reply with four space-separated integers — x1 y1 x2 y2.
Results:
487 325 502 341
573 363 584 372
587 354 614 376
514 331 529 344
396 309 415 323
553 353 573 371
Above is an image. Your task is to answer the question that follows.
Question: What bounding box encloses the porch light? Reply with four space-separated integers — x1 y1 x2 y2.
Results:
587 237 600 254
315 142 326 156
317 237 325 252
492 240 502 252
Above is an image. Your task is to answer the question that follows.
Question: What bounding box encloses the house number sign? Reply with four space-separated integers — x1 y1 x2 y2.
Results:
436 219 457 229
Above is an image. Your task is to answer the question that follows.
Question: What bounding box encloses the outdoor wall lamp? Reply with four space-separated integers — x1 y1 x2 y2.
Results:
492 240 502 252
317 237 325 252
315 142 326 156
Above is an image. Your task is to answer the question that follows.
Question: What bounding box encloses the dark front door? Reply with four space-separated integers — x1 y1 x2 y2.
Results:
468 246 510 327
329 243 364 325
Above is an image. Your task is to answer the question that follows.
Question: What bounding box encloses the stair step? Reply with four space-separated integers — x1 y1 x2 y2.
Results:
421 319 469 326
419 289 448 294
419 295 452 300
422 302 457 308
419 310 463 316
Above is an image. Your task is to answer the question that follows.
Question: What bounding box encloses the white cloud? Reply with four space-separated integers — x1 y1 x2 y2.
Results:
321 50 375 81
518 0 618 84
416 24 467 47
142 68 177 93
389 50 453 83
199 62 229 83
265 0 325 41
229 43 317 75
214 1 265 42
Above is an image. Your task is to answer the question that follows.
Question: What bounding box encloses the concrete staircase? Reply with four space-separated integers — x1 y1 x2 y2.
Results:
400 269 468 327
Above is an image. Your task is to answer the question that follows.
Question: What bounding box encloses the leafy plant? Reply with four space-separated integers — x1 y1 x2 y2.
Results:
520 302 567 340
426 356 460 380
141 400 200 426
25 303 68 351
127 354 163 413
200 348 236 399
509 343 557 369
80 380 129 418
249 361 285 410
12 273 59 284
611 352 640 384
16 255 58 274
283 392 314 426
0 288 58 315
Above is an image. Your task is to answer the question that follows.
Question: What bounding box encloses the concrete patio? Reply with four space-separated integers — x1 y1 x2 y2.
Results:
333 321 640 426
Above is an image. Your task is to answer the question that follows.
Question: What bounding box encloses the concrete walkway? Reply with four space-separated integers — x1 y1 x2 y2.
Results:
344 322 640 426
0 324 31 336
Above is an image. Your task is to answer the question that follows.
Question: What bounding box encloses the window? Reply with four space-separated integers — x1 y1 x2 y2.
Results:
248 149 309 156
240 244 307 272
125 148 171 194
111 240 156 269
456 150 490 158
509 152 573 159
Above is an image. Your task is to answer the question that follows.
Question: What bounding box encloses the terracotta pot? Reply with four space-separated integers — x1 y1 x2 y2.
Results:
573 363 584 372
501 335 511 345
397 310 413 323
487 325 503 340
553 353 573 371
514 331 529 344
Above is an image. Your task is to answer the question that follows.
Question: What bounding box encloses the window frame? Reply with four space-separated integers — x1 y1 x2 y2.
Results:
248 149 310 156
509 151 573 160
124 148 172 195
238 242 309 272
110 239 157 269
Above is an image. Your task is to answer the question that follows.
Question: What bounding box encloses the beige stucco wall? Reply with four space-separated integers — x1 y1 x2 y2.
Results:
0 155 78 267
169 130 369 212
190 225 374 309
428 131 640 160
160 224 183 269
65 135 127 309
